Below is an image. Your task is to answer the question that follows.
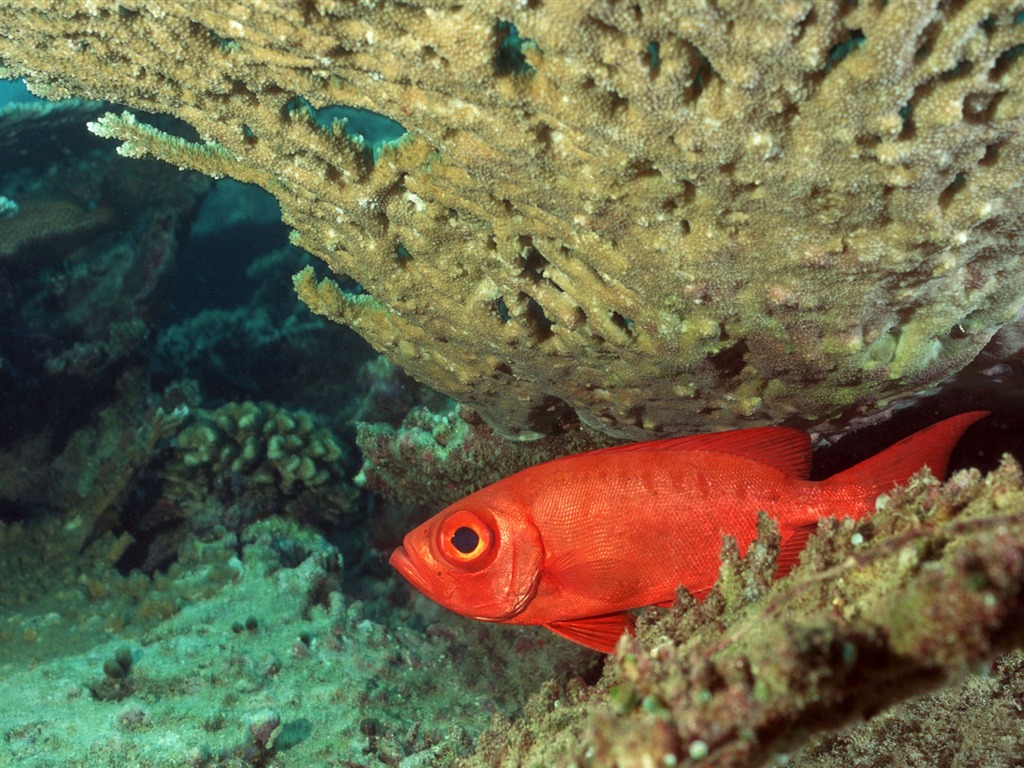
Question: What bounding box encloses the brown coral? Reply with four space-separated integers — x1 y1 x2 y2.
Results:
0 197 116 264
1 2 1021 439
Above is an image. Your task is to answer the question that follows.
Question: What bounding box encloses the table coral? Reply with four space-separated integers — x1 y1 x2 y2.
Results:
1 1 1021 440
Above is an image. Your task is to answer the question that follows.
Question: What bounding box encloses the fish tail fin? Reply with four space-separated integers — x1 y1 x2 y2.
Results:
825 411 990 498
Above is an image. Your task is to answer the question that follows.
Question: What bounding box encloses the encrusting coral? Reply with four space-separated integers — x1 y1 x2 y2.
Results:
1 2 1020 439
457 456 1024 767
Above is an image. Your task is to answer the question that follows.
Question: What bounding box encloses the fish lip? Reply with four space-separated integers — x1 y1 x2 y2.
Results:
389 546 430 594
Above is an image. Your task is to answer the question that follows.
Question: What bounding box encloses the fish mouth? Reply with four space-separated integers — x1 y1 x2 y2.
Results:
389 546 431 595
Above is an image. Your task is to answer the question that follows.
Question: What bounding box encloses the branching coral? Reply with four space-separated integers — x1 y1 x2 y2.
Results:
458 457 1024 767
1 2 1020 439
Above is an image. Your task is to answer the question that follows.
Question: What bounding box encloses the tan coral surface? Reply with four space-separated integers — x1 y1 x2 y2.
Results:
2 1 1022 438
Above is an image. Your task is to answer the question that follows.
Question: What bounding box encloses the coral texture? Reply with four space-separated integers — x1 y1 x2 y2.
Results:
355 403 614 509
1 2 1022 439
1 514 597 767
166 400 347 498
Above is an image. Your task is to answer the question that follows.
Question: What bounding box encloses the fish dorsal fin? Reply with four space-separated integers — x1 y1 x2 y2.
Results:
576 427 812 480
545 612 636 653
826 411 990 497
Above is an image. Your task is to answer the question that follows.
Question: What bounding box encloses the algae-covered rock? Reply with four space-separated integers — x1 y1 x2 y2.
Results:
355 403 614 509
1 2 1021 439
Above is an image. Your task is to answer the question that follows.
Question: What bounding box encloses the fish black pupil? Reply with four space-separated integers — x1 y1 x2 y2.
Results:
451 526 479 554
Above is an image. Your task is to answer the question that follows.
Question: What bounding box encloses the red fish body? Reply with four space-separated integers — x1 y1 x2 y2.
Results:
390 412 988 652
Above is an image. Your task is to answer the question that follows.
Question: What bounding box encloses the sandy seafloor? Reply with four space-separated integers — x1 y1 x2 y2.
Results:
1 512 597 767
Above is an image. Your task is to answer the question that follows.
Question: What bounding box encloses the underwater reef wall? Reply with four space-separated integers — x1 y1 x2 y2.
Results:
1 1 1022 439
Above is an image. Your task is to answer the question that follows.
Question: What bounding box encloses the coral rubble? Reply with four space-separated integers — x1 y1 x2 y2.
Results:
355 403 615 509
1 2 1020 438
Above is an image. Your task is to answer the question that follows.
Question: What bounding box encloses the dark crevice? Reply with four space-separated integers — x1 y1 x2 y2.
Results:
525 395 577 435
708 339 749 380
609 90 629 115
610 311 635 338
898 102 915 140
991 44 1023 80
521 294 554 341
914 16 944 63
690 51 713 100
625 159 661 180
491 296 511 323
824 29 865 73
939 172 967 210
979 142 1001 166
533 122 553 151
644 41 660 78
963 90 1004 124
792 6 816 46
518 236 548 278
495 20 537 76
626 404 646 428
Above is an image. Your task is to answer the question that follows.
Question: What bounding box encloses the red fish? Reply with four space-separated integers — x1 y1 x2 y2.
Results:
390 412 988 653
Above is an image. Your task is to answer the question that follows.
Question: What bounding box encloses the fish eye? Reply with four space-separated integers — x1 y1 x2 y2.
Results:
437 510 496 569
451 526 479 554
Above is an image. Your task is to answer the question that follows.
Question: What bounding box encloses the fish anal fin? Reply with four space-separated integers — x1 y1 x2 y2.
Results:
546 612 635 653
774 522 818 579
568 427 813 480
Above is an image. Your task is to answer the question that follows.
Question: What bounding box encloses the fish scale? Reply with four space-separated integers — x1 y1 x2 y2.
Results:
391 411 989 652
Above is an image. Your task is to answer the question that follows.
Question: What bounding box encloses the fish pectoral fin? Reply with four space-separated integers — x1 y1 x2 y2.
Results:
544 548 594 593
775 522 819 579
545 612 636 654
